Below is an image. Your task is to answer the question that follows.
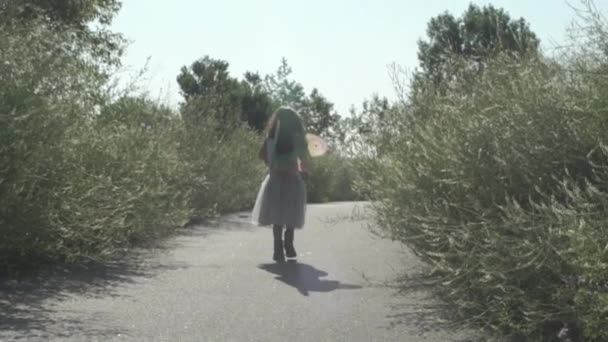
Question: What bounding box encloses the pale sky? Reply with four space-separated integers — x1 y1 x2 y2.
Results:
111 0 607 116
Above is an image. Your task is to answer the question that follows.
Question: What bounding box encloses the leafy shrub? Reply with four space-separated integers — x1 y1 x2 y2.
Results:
306 154 361 203
0 20 263 274
363 46 608 340
178 98 265 216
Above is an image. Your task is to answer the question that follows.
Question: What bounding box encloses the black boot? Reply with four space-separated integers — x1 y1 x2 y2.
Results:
273 225 285 262
284 227 296 258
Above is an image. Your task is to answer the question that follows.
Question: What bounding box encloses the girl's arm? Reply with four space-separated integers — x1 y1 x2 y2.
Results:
296 133 311 175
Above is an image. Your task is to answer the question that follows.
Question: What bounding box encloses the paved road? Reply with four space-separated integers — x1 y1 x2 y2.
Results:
0 202 482 342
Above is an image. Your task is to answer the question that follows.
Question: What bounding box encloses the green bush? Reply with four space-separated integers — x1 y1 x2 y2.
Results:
363 49 608 340
186 125 264 215
0 52 196 270
0 21 113 270
178 98 265 216
306 154 361 203
0 20 263 274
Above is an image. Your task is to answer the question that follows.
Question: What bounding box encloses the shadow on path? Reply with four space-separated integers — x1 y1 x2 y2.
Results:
0 250 187 341
0 213 257 340
258 261 362 296
382 273 487 342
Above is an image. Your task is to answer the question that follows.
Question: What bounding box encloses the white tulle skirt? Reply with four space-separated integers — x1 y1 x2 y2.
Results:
251 171 307 229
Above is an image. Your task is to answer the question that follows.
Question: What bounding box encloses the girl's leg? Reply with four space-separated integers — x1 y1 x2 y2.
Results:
272 225 285 262
284 226 296 258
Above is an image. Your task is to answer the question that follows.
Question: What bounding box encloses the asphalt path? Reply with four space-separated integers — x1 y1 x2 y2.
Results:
0 202 482 342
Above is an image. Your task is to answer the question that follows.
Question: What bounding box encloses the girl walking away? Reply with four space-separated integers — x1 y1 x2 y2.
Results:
251 107 311 263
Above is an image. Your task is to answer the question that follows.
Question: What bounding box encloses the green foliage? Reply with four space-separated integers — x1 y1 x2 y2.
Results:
0 0 353 278
177 56 244 128
306 154 361 203
178 115 264 216
177 57 234 102
264 58 341 139
0 18 195 271
241 73 275 132
177 56 274 132
0 19 263 274
415 4 539 93
299 88 340 140
1 0 124 71
97 96 175 128
264 58 307 109
0 29 191 272
200 126 264 213
340 95 404 158
178 56 342 140
2 0 122 26
363 38 608 340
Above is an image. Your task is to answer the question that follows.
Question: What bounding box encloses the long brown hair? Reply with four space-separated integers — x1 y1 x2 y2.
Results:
265 110 279 138
264 107 303 155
